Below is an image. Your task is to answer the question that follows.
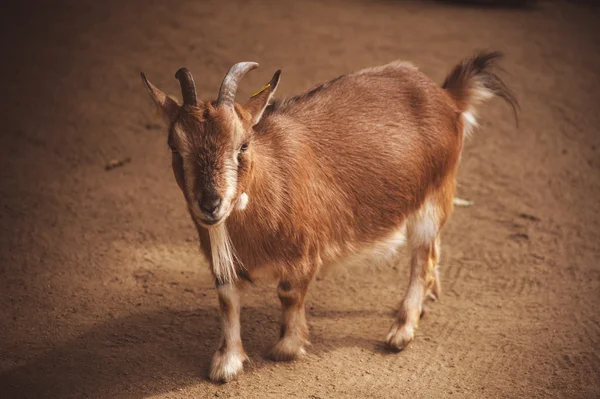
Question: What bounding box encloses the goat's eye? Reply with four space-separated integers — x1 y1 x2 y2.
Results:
237 143 249 166
169 146 179 154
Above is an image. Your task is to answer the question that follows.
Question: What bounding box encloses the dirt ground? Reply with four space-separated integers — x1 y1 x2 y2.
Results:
0 0 599 398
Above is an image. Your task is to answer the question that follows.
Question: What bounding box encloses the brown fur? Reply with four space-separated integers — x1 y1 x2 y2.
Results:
224 61 460 280
141 51 517 382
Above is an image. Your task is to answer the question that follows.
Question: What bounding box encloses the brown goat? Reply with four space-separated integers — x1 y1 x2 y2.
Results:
141 51 517 382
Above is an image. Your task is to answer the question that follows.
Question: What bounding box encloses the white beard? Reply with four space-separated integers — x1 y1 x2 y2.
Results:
209 223 240 284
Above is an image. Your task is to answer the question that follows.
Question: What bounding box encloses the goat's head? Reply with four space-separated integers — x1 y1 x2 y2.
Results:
141 63 280 228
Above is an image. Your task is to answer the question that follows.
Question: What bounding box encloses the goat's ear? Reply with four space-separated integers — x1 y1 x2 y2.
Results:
244 70 281 126
140 72 180 124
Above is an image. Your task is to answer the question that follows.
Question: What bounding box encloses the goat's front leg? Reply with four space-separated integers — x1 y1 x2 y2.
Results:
209 282 248 382
269 279 311 361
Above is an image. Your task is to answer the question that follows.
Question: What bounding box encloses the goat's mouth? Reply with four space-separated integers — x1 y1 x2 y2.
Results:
199 217 221 227
188 192 246 229
190 203 234 229
196 212 228 228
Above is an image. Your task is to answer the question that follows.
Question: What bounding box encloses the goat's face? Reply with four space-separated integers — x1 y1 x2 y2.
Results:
168 104 253 226
141 63 280 228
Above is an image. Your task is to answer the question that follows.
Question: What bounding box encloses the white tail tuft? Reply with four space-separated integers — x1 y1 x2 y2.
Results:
462 110 478 138
209 224 241 284
461 85 494 138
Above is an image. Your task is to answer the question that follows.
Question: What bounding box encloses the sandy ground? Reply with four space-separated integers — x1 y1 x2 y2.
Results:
0 0 599 398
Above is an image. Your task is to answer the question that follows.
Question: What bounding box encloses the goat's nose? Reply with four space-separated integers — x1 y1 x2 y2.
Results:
199 191 222 216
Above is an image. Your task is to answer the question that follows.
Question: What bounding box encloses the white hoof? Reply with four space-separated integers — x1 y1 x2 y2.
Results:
209 349 247 383
268 336 308 361
386 322 415 351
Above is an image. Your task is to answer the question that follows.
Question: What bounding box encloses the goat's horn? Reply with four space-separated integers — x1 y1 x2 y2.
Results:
174 67 198 106
217 62 259 108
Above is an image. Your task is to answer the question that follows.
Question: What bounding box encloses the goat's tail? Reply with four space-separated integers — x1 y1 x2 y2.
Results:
442 51 519 135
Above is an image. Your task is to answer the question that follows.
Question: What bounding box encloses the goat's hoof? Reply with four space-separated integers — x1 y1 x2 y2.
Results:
209 349 247 383
268 336 307 361
386 322 415 352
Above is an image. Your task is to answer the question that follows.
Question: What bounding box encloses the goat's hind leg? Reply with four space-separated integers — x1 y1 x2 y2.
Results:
421 236 441 317
269 275 313 361
386 193 449 351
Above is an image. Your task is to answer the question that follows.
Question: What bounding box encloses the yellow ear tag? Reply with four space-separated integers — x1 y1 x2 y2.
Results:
251 83 270 98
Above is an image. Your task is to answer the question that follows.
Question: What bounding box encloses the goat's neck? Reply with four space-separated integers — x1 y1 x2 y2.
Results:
229 131 290 235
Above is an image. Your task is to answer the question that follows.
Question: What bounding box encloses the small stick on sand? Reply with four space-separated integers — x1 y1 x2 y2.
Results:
453 197 473 207
105 157 132 171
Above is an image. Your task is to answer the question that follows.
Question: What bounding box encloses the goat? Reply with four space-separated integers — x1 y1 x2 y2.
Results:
140 51 517 382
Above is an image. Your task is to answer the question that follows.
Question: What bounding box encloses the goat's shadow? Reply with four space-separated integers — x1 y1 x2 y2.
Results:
0 306 386 399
